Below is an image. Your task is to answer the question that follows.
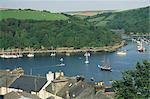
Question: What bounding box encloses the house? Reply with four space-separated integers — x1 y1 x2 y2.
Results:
0 69 65 99
9 75 47 93
0 72 19 95
1 69 110 99
46 76 95 99
0 68 25 95
0 68 24 76
36 71 64 99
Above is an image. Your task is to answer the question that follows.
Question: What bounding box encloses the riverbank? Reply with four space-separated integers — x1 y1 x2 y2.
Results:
0 41 125 55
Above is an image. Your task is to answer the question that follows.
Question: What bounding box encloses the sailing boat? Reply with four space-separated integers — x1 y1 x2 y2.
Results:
27 48 34 57
98 57 112 71
137 40 145 52
50 52 56 56
117 50 127 56
27 53 34 57
0 49 20 59
17 49 23 58
50 47 56 56
57 57 65 66
84 52 90 64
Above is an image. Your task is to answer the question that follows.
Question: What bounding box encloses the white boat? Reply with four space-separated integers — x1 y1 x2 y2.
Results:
0 48 24 59
0 54 5 58
85 55 89 64
17 50 23 58
60 58 64 62
27 48 34 57
50 53 56 56
84 52 90 64
117 51 127 56
0 54 19 58
84 52 90 57
17 54 23 58
137 41 145 52
0 54 10 58
56 63 65 67
12 55 18 58
57 57 65 66
66 53 70 56
0 48 22 58
27 53 34 57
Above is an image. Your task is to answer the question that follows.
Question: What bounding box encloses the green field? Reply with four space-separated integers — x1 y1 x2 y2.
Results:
0 9 69 20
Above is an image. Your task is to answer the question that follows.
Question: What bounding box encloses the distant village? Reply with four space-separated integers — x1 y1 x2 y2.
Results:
0 68 115 99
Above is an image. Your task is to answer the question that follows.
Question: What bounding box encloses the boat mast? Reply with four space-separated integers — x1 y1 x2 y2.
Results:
85 52 89 64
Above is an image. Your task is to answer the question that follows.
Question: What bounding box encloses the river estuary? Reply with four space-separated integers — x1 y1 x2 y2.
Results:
0 41 149 85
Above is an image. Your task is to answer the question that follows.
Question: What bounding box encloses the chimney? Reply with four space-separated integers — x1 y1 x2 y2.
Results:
66 91 70 99
46 71 54 81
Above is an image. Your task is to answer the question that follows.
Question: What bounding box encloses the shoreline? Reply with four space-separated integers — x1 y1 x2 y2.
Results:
0 41 125 55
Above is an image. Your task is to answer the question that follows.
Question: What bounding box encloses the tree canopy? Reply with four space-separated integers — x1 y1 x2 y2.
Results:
112 60 150 99
0 14 121 49
107 7 149 34
84 6 149 34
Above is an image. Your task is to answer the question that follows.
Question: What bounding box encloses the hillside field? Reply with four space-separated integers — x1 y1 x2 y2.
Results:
0 9 69 20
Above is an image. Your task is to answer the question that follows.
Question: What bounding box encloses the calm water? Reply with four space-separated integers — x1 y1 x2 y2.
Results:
0 42 149 85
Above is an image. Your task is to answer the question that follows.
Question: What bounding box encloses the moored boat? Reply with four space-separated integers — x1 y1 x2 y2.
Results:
84 52 90 57
66 53 70 56
137 40 145 52
60 58 64 62
56 63 65 67
27 48 34 57
98 65 112 71
51 53 56 56
84 52 90 64
98 56 112 71
27 53 34 57
117 51 127 56
0 54 20 58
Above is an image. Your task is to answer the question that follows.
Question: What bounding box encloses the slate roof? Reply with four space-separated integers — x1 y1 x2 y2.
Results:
4 91 41 99
46 76 94 99
0 95 4 99
9 75 47 92
46 77 76 94
0 73 18 87
57 81 94 99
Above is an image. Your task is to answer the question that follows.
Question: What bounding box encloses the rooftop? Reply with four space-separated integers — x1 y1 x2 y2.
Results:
46 76 94 99
9 75 47 92
4 91 41 99
0 73 18 87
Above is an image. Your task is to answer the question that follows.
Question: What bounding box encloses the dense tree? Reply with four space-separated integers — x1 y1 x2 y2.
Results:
84 7 149 34
107 7 149 33
0 16 121 49
112 60 150 99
